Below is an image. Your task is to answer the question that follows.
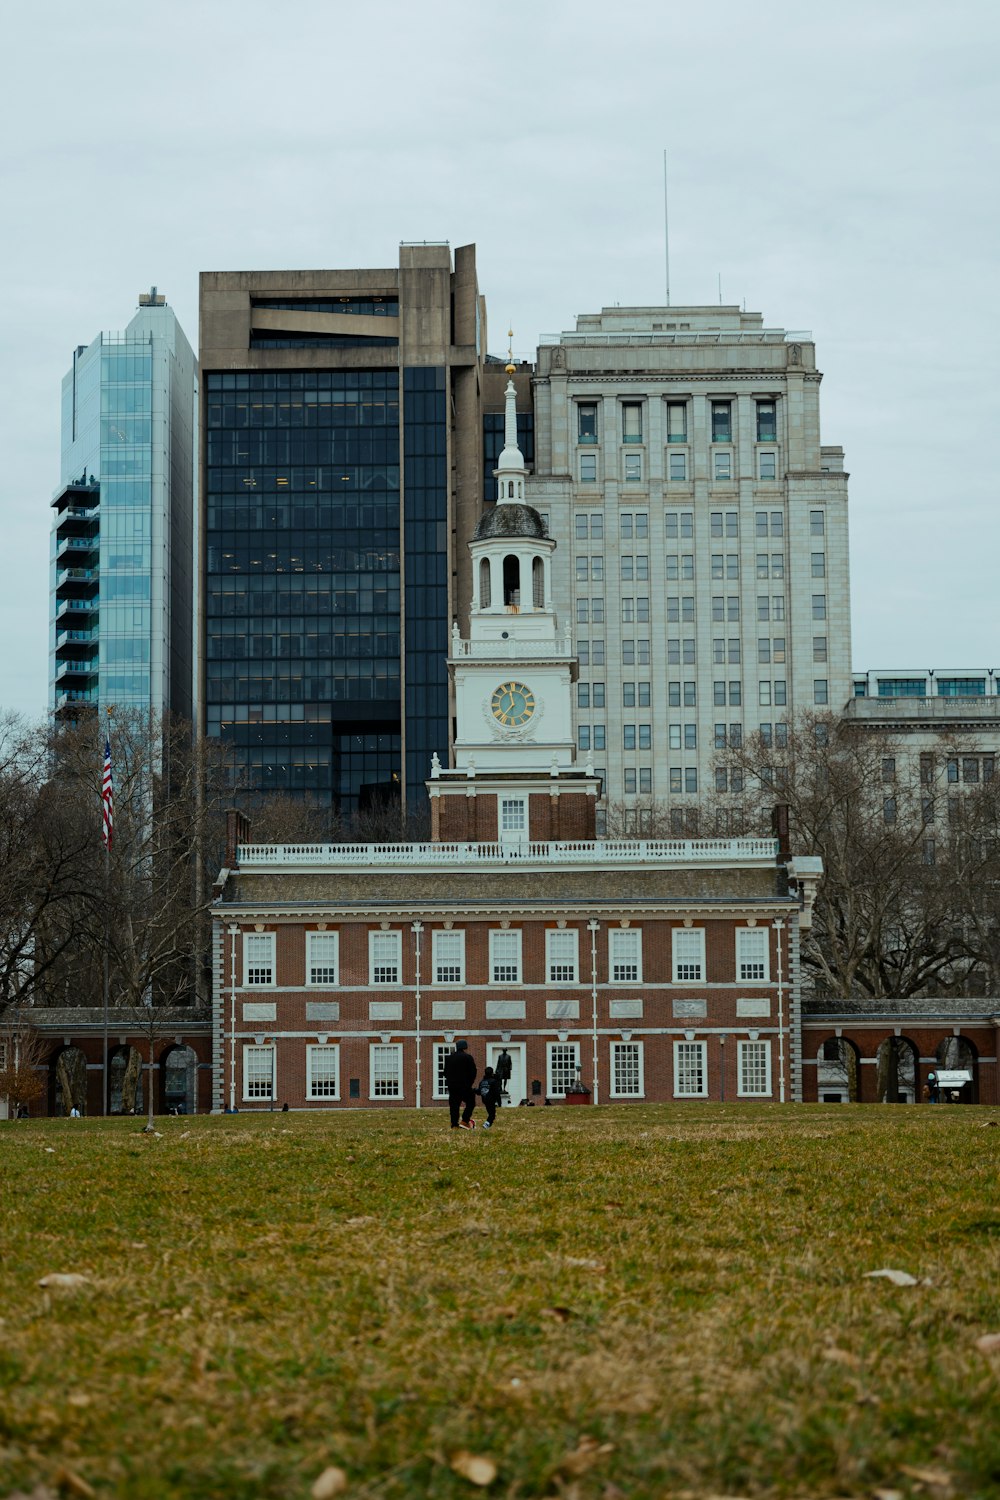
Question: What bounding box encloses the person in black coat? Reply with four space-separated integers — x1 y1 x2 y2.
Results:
478 1066 502 1129
444 1039 478 1129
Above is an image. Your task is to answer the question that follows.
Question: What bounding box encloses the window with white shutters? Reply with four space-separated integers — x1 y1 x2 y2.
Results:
306 932 339 986
490 930 522 984
736 927 769 982
306 1045 339 1099
547 929 579 984
433 930 465 986
432 1043 451 1099
609 928 642 983
547 1041 581 1097
672 927 706 982
243 1044 274 1101
370 1044 402 1098
244 933 275 988
369 931 401 985
674 1041 707 1097
611 1041 643 1097
738 1040 771 1096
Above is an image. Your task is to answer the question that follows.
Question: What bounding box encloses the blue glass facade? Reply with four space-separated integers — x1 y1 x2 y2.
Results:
403 368 450 803
204 369 402 809
50 304 195 722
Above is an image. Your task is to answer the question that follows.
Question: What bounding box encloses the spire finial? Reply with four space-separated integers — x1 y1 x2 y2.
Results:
505 327 516 376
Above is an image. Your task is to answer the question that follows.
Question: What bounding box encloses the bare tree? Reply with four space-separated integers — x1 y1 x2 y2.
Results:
0 1018 46 1118
0 713 96 1022
714 712 993 1001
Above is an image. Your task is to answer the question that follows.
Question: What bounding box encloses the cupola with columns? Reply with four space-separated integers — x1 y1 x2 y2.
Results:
429 340 601 845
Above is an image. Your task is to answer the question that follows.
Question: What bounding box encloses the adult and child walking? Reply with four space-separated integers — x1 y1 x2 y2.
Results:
443 1041 512 1130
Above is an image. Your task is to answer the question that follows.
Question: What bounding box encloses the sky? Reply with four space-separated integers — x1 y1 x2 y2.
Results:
2 0 998 720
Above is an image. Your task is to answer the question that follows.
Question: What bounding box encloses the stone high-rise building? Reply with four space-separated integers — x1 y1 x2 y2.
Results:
527 305 851 829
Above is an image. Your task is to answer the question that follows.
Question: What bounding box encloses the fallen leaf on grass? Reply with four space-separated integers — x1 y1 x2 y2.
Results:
67 1394 92 1409
178 1131 190 1139
344 1216 374 1227
898 1464 954 1493
311 1466 348 1498
975 1332 1000 1354
450 1451 497 1486
44 1148 56 1154
562 1256 607 1271
559 1436 616 1476
541 1306 576 1322
864 1268 919 1287
821 1346 860 1368
38 1274 90 1290
53 1469 97 1499
873 1490 904 1500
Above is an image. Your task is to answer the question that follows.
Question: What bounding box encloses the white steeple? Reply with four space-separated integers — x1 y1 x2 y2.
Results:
495 333 527 505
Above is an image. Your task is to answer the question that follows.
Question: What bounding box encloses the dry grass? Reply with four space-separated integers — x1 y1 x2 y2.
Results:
1 1104 998 1499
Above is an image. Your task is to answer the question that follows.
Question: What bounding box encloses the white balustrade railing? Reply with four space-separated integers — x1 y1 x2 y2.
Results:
451 637 572 659
237 837 778 868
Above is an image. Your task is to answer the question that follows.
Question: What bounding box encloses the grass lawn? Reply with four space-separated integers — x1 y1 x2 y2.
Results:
1 1104 998 1500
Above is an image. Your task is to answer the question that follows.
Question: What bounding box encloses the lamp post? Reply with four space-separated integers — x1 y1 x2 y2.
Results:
588 920 600 1105
773 919 786 1103
412 922 424 1110
101 704 114 1116
227 924 240 1112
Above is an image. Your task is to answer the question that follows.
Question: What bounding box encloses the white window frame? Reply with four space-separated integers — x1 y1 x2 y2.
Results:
580 452 597 483
432 1042 451 1100
306 931 339 987
489 929 522 985
432 929 465 986
547 1040 581 1098
243 932 275 988
736 926 770 983
306 1043 340 1100
673 1040 708 1098
369 930 402 986
624 452 642 484
737 1039 772 1097
498 796 528 844
609 927 642 983
610 1040 644 1098
243 1043 275 1102
546 928 579 984
370 1042 403 1099
672 927 706 983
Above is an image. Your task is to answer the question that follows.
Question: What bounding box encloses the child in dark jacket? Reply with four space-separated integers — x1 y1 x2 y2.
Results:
478 1066 502 1129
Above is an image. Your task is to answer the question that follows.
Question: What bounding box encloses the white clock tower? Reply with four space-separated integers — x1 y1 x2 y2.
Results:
429 353 600 846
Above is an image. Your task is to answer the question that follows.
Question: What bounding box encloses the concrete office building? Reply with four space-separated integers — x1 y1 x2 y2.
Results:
50 290 197 722
528 306 851 829
199 244 487 813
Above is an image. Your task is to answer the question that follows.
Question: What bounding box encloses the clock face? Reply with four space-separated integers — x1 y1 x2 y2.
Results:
490 680 536 728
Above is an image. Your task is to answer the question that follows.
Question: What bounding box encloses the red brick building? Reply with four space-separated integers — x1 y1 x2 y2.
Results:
209 384 819 1111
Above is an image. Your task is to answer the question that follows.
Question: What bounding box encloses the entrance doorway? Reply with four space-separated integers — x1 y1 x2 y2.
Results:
487 1042 526 1105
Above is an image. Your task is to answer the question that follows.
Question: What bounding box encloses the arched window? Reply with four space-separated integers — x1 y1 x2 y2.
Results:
503 555 520 609
532 557 545 608
163 1045 198 1115
108 1045 144 1115
479 558 491 608
508 481 515 498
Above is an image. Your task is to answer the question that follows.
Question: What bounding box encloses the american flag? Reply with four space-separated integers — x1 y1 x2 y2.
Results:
101 738 113 851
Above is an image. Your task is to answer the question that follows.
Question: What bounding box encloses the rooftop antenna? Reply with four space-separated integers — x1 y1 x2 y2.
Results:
663 149 671 307
718 272 722 306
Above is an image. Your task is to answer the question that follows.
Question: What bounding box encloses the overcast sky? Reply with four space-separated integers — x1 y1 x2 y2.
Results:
2 0 997 720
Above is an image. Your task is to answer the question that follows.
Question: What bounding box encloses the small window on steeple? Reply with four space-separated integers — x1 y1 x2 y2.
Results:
532 557 544 608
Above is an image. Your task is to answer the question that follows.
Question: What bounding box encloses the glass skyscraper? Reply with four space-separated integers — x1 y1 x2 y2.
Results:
199 245 488 813
50 292 197 722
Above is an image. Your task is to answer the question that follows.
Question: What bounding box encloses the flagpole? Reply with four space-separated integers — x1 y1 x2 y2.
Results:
102 705 114 1116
